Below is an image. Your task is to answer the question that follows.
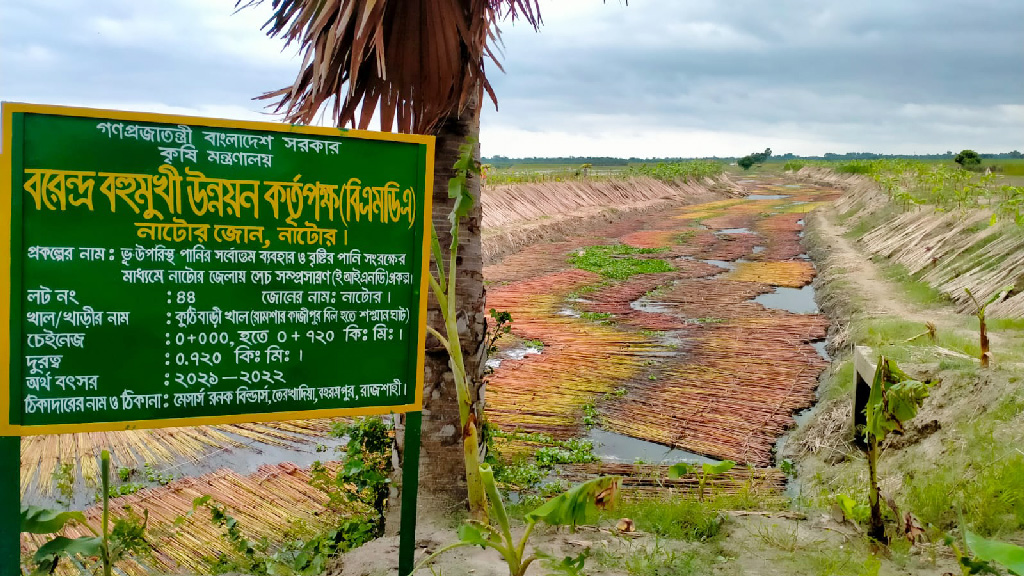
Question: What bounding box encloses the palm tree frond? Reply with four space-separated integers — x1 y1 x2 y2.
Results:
242 0 542 134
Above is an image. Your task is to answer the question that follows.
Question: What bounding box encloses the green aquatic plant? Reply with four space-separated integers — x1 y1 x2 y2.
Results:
569 245 672 280
668 460 737 502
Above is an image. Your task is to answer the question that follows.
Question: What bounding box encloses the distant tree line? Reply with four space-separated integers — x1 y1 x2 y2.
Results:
483 150 1023 167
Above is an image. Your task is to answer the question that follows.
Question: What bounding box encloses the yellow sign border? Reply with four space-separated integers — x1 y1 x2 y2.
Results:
0 102 434 436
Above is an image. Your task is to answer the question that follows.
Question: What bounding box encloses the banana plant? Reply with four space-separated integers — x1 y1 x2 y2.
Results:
947 528 1024 575
424 140 489 521
965 286 1013 368
22 450 144 576
964 530 1024 575
667 460 736 502
414 464 620 576
862 357 930 542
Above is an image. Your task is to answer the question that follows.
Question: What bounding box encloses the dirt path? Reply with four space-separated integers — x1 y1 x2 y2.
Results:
810 208 919 320
811 206 1010 356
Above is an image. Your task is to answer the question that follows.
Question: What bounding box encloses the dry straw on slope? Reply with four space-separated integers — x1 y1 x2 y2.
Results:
816 168 1024 318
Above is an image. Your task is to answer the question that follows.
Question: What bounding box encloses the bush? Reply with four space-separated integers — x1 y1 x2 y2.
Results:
954 149 982 168
835 160 873 174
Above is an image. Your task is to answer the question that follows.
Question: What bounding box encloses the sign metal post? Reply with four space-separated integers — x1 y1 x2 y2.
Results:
397 411 422 576
2 437 18 574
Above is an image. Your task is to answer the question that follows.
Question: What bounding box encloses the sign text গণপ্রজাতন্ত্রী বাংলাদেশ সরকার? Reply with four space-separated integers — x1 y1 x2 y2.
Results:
4 104 432 433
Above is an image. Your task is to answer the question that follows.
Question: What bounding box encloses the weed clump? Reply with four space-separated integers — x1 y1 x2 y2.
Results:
570 245 673 280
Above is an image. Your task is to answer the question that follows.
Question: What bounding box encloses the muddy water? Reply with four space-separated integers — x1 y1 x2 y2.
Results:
746 194 791 200
702 259 739 271
754 285 819 314
812 340 830 360
587 428 718 465
486 345 542 370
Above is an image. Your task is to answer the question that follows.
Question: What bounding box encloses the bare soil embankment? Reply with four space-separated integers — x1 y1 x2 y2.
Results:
795 166 1024 318
784 167 1024 573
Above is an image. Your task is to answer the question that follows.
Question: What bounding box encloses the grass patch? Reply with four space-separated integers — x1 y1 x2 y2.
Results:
674 230 697 244
786 545 880 576
989 317 1024 331
850 317 981 361
580 311 614 324
902 398 1024 536
843 202 901 238
693 317 725 324
593 537 716 576
522 338 544 350
837 201 865 225
622 541 710 576
751 521 890 575
569 245 673 280
602 498 723 541
819 359 855 402
877 261 950 306
597 488 781 543
567 282 607 300
846 217 878 239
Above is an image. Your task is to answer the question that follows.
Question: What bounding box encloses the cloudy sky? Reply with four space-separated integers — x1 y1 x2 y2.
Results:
2 0 1021 157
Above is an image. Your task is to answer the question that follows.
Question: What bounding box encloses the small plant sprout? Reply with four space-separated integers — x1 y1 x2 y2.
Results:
486 308 514 357
24 450 151 576
862 356 930 542
667 460 736 502
779 459 796 478
52 462 74 509
964 286 1014 367
414 464 620 576
834 493 869 525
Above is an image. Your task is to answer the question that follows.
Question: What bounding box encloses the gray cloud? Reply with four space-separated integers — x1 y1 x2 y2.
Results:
483 0 1024 155
1 0 297 116
1 0 1020 157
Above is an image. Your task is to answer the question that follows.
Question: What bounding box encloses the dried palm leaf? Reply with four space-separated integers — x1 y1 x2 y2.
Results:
243 0 541 134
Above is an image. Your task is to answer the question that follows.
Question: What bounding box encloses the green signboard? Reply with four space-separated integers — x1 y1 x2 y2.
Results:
0 103 433 435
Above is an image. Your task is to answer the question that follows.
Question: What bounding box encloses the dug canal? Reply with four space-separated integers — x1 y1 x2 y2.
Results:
484 178 842 468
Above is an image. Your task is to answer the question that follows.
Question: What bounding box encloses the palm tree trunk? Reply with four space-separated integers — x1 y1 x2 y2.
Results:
389 94 487 525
